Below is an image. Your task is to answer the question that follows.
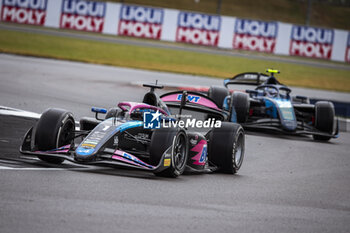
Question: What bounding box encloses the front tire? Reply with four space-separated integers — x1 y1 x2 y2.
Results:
35 108 75 164
150 128 188 178
208 122 245 174
230 92 250 123
313 101 334 141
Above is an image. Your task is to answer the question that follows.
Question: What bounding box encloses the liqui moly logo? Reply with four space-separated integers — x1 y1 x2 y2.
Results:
233 19 278 53
1 0 47 25
345 33 350 63
289 26 333 60
118 5 163 40
60 0 106 33
176 12 221 46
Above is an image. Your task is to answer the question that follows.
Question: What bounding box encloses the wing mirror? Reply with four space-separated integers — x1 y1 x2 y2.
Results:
92 107 107 120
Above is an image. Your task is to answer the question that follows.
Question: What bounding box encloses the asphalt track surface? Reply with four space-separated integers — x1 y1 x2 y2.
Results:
0 54 350 233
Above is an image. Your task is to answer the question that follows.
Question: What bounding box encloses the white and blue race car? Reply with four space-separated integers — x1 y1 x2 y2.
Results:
207 69 338 141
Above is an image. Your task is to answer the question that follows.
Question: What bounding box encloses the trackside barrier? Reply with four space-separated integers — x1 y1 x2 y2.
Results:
0 0 349 63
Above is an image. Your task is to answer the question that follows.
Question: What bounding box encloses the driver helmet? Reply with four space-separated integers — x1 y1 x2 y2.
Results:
265 87 278 97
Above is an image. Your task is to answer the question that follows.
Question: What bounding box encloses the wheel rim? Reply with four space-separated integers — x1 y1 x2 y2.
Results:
173 133 187 170
232 132 244 167
57 119 74 147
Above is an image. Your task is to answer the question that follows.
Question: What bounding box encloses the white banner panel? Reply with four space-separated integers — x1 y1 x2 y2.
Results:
331 29 348 62
218 16 235 49
346 32 350 63
45 0 62 28
274 22 292 55
103 2 121 35
160 9 178 42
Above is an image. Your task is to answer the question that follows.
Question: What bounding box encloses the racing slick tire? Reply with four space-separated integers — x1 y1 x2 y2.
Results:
35 108 75 164
230 92 250 123
208 122 245 174
150 128 188 178
105 107 123 119
208 86 229 109
313 101 334 141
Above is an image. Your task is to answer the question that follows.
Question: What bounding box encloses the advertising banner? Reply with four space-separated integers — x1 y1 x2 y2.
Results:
118 4 163 40
176 12 221 46
60 0 106 33
289 25 334 60
233 19 278 53
1 0 47 25
1 0 348 63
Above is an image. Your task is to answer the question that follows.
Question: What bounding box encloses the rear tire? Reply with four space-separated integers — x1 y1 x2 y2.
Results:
150 128 188 178
208 122 245 174
313 101 334 141
208 86 229 109
230 92 250 123
35 108 75 164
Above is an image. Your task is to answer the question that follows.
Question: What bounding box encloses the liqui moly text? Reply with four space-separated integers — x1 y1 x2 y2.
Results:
60 0 106 32
118 5 163 40
233 19 278 53
1 0 47 25
176 12 221 46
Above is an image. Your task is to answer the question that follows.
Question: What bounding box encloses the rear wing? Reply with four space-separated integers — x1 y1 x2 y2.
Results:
224 72 271 87
160 91 221 111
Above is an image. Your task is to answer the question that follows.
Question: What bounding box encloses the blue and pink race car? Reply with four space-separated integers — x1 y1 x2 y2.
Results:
20 83 245 178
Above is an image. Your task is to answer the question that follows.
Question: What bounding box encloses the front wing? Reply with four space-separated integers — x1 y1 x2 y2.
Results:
19 127 172 173
241 118 339 138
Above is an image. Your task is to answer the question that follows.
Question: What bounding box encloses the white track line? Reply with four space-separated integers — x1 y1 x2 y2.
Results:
0 166 66 170
0 105 41 119
0 105 80 127
0 165 107 171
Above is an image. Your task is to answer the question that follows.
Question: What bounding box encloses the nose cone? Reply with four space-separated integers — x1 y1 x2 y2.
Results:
282 120 297 132
75 147 96 161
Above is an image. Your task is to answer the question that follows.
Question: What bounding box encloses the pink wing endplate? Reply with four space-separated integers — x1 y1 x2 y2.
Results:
112 150 155 169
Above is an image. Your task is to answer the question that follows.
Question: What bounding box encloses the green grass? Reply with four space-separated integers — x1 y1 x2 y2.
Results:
0 29 350 92
101 0 350 30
